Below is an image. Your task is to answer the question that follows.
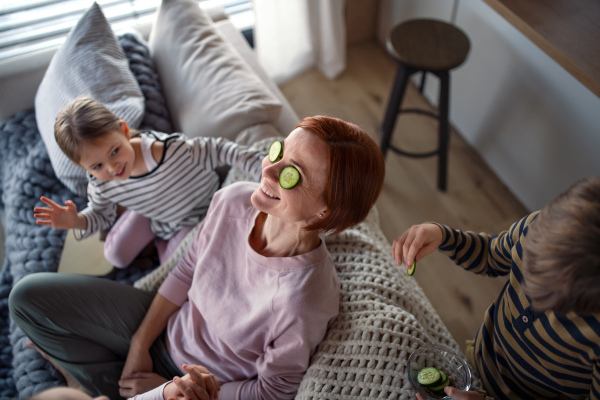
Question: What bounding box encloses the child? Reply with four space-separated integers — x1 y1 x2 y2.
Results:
34 96 264 268
393 176 600 400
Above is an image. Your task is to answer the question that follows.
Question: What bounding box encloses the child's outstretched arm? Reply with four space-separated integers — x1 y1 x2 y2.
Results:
195 136 265 181
33 196 87 230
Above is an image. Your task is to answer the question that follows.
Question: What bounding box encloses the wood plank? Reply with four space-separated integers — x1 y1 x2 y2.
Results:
483 0 600 98
345 0 379 44
279 41 529 351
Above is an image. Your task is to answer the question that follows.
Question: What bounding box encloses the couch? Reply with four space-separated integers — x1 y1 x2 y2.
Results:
0 1 468 399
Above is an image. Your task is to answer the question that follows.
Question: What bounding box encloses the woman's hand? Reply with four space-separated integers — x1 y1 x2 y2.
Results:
121 294 181 396
119 371 168 398
416 387 486 400
391 223 443 268
121 339 153 387
33 196 85 230
164 364 221 400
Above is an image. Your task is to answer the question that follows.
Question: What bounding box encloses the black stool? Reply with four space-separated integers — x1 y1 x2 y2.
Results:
380 19 470 191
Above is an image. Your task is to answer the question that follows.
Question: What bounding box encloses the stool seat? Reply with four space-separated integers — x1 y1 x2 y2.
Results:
388 19 470 71
380 19 470 191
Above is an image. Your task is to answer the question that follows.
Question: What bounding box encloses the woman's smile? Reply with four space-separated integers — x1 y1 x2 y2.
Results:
260 183 280 199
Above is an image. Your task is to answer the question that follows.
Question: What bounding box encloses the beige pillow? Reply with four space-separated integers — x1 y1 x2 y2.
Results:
35 2 144 197
148 0 282 140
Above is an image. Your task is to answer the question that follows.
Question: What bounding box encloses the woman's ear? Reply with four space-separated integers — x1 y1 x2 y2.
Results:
120 120 130 139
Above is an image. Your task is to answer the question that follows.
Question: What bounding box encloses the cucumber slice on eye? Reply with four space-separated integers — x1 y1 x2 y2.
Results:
279 166 300 189
269 140 283 162
407 260 416 276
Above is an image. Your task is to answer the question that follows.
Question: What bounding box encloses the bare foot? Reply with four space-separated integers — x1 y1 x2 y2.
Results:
26 340 83 390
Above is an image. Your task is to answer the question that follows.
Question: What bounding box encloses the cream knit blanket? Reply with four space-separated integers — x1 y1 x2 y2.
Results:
134 138 477 399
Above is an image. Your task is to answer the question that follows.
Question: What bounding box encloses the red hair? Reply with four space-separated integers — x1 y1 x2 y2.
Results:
297 116 385 234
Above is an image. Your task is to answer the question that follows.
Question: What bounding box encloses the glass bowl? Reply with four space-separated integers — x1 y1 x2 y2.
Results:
406 344 472 399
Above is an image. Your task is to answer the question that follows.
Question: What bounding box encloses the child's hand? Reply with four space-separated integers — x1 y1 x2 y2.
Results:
392 223 443 268
164 364 220 400
33 196 84 230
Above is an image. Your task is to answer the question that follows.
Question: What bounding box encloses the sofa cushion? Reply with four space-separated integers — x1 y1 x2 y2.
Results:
148 0 282 141
34 2 145 197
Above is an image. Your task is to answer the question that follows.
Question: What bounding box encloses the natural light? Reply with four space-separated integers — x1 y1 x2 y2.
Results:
0 0 253 61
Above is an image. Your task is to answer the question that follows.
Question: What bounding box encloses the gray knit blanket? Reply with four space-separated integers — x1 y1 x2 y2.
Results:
0 33 172 400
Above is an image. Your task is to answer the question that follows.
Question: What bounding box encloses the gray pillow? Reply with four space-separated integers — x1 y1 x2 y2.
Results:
35 2 144 197
148 0 282 141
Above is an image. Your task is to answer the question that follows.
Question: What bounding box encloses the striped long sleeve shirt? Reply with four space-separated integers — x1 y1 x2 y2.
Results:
75 131 264 240
436 213 600 400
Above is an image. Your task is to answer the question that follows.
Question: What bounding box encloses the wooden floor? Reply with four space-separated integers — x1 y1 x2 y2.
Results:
279 40 529 352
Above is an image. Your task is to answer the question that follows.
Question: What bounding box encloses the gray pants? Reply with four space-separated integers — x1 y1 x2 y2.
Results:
9 272 180 400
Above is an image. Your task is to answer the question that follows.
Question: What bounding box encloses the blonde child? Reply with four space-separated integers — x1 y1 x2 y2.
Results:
34 96 264 268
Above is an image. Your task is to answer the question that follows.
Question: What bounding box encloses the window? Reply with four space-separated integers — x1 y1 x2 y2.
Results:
0 0 253 62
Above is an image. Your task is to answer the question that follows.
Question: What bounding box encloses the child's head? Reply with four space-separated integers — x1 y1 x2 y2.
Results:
55 97 136 181
54 96 124 165
523 176 600 314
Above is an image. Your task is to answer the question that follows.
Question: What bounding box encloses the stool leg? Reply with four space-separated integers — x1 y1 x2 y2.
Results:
380 63 412 159
418 72 427 93
437 71 450 191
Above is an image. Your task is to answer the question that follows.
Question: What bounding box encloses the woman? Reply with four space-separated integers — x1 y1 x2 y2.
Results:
10 116 386 400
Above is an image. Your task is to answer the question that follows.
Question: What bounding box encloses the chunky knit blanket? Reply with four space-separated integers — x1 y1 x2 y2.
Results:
0 32 172 400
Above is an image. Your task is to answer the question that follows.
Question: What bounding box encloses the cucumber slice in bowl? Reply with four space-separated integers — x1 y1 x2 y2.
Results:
269 140 283 162
407 260 416 276
417 367 442 387
279 166 300 189
429 376 451 393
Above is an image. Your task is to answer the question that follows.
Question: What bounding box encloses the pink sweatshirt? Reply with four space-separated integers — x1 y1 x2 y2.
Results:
158 182 340 400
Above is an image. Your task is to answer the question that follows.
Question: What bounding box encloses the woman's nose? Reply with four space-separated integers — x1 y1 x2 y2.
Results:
262 161 280 181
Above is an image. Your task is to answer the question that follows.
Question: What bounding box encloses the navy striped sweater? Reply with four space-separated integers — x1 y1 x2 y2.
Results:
437 213 600 400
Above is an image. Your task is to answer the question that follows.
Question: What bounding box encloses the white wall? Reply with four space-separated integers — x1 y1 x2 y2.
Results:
378 0 600 211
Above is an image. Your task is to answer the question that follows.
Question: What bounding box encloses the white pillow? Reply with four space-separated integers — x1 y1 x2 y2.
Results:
35 2 144 197
148 0 282 141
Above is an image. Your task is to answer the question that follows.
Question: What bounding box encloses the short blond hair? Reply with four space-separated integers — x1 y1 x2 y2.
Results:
523 176 600 314
54 97 122 165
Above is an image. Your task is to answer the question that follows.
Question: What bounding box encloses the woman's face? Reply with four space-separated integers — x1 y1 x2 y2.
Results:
251 128 329 226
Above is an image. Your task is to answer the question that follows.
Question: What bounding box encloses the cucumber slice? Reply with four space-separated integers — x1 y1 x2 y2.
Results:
269 140 283 162
279 166 300 189
407 260 416 276
438 369 448 383
428 377 450 392
417 367 442 387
